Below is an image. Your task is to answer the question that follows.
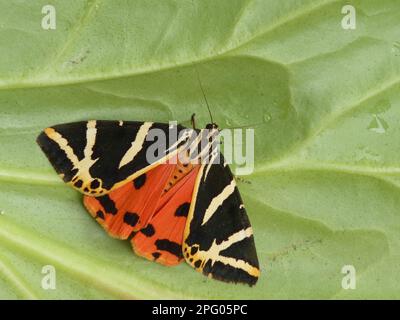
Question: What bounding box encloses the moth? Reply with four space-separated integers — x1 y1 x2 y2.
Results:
37 119 260 285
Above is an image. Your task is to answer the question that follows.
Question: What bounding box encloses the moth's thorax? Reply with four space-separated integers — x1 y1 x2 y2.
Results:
179 127 220 166
162 126 219 194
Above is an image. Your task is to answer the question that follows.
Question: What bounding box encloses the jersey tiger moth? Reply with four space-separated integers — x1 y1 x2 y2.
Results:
37 119 260 285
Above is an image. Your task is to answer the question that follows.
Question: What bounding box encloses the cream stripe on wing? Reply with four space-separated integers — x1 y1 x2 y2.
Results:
216 227 253 251
45 122 99 184
210 227 258 276
84 120 97 159
203 148 219 181
44 128 80 167
201 179 236 226
118 122 153 169
191 227 259 277
77 120 99 178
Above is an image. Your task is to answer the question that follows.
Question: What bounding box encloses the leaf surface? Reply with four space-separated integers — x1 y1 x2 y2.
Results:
0 0 400 299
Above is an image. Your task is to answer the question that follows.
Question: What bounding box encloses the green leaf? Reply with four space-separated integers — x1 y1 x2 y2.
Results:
1 0 400 299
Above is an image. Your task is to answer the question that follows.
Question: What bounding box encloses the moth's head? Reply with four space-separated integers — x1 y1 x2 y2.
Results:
205 123 219 130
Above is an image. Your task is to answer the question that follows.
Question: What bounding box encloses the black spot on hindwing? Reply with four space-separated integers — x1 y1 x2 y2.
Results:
152 252 161 260
124 212 139 227
133 174 146 189
155 239 182 258
140 224 155 237
95 210 105 220
128 231 138 241
175 202 190 217
97 195 117 215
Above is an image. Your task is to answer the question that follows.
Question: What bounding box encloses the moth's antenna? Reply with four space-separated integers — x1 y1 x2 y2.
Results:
195 66 214 124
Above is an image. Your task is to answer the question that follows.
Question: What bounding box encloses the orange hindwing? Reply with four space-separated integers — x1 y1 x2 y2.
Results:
84 161 200 266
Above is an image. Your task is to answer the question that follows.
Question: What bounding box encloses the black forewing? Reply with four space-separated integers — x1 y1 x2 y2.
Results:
183 155 260 285
37 120 190 195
